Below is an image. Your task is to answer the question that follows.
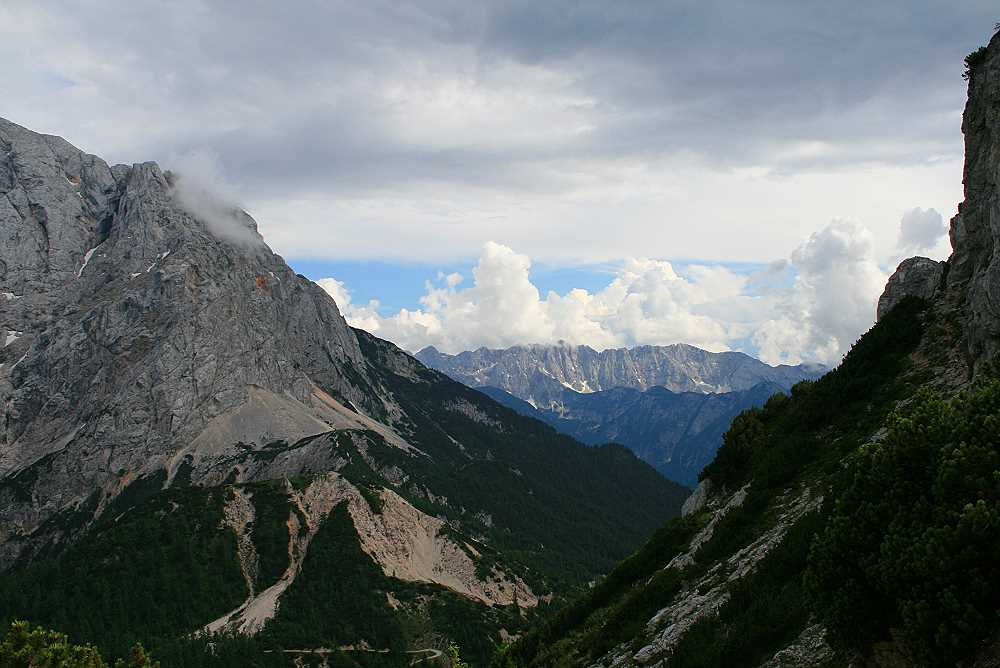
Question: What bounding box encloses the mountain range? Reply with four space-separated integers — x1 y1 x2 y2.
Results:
0 116 688 665
415 344 823 409
416 345 824 485
478 383 784 486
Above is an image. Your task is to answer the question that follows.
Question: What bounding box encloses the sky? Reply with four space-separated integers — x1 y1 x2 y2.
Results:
3 1 995 364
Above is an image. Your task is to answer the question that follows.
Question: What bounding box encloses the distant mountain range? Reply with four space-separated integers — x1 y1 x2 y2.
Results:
479 382 786 486
416 344 825 485
415 343 823 408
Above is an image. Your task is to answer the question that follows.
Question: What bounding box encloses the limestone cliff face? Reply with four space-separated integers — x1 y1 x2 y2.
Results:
949 30 1000 369
0 117 385 562
882 30 1000 370
877 257 945 321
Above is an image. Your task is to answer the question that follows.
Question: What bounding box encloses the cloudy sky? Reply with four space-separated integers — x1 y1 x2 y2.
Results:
4 1 995 364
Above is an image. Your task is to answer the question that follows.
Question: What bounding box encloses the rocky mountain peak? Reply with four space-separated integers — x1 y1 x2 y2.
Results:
876 256 945 321
0 117 379 562
0 116 688 641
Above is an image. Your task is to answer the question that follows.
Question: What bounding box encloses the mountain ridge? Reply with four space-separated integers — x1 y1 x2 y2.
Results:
416 343 823 410
478 381 786 486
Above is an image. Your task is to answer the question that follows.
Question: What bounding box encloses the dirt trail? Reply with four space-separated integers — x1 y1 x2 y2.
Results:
273 647 444 666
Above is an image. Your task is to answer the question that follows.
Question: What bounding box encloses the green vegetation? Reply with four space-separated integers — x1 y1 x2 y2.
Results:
497 515 701 666
669 510 825 668
0 486 246 661
0 476 526 666
244 482 293 588
964 46 988 79
502 297 939 666
0 621 158 667
447 643 470 668
807 380 1000 665
701 296 929 493
261 503 404 651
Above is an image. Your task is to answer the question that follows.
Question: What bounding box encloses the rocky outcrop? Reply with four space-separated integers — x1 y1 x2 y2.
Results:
348 487 537 608
874 31 1000 374
416 344 823 409
876 257 945 320
758 624 834 667
925 31 1000 369
603 484 824 667
681 479 712 516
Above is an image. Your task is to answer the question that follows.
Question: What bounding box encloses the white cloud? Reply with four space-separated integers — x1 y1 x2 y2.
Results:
168 150 263 247
897 206 948 254
318 220 889 366
751 220 888 365
313 277 383 334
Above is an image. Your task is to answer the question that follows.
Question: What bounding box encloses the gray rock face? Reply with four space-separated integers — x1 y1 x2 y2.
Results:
416 344 823 409
943 31 1000 368
681 479 712 516
876 257 945 321
0 117 383 564
0 117 688 590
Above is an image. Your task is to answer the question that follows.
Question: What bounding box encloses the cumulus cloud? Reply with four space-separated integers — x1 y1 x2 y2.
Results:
751 220 888 365
313 278 383 333
897 207 948 254
168 150 262 247
318 221 888 366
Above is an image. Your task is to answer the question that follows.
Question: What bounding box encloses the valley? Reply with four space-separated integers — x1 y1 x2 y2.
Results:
2 11 999 668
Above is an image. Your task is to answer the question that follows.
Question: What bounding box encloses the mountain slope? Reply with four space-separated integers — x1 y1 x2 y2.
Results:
499 28 1000 668
416 344 822 409
479 382 785 486
502 296 958 667
0 117 688 665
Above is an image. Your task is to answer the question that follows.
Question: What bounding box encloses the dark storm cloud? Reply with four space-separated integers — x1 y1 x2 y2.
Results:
476 1 984 166
4 1 995 195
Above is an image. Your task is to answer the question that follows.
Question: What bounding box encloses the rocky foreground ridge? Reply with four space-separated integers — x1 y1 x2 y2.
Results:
501 27 1000 668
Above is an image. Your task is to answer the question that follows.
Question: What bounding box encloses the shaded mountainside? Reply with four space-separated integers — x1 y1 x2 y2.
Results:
479 382 785 487
501 297 990 667
0 117 688 666
499 27 1000 668
415 344 823 410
